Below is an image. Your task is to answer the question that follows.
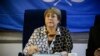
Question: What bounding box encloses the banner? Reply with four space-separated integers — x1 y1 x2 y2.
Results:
0 0 100 32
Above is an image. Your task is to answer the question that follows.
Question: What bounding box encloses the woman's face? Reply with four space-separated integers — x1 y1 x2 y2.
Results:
45 13 59 28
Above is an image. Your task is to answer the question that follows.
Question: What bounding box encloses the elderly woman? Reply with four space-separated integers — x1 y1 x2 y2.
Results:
23 7 73 56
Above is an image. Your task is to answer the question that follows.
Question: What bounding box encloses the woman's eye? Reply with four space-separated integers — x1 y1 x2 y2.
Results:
46 14 50 17
52 15 55 18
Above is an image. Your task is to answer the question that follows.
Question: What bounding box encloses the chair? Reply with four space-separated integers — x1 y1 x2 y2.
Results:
18 9 67 56
86 15 100 56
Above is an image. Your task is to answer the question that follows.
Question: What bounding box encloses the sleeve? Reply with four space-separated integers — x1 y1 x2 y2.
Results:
23 29 39 55
63 28 73 53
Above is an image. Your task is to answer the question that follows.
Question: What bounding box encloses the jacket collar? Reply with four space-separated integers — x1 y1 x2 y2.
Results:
42 26 61 35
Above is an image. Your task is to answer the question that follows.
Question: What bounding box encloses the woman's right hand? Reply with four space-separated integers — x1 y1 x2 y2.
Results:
27 44 39 55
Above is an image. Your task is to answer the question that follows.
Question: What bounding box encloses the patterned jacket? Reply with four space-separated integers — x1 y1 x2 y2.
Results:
23 26 73 55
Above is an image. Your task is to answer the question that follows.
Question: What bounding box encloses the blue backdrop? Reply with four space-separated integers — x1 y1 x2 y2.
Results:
0 0 100 32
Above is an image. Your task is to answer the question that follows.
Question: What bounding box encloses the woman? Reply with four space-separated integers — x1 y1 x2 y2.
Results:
23 7 73 56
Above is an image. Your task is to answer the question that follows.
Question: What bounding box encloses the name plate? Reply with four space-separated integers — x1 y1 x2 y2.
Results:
32 53 77 56
33 54 61 56
68 53 77 56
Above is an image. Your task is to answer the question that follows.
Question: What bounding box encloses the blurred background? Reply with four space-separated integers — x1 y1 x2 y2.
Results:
0 0 100 56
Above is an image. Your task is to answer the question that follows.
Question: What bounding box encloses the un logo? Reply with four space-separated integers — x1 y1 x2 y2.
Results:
43 0 85 6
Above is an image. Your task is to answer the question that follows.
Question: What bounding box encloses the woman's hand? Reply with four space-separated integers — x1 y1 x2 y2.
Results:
27 44 39 55
94 48 100 56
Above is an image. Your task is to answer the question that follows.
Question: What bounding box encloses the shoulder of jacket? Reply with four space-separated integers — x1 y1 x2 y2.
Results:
34 26 44 32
